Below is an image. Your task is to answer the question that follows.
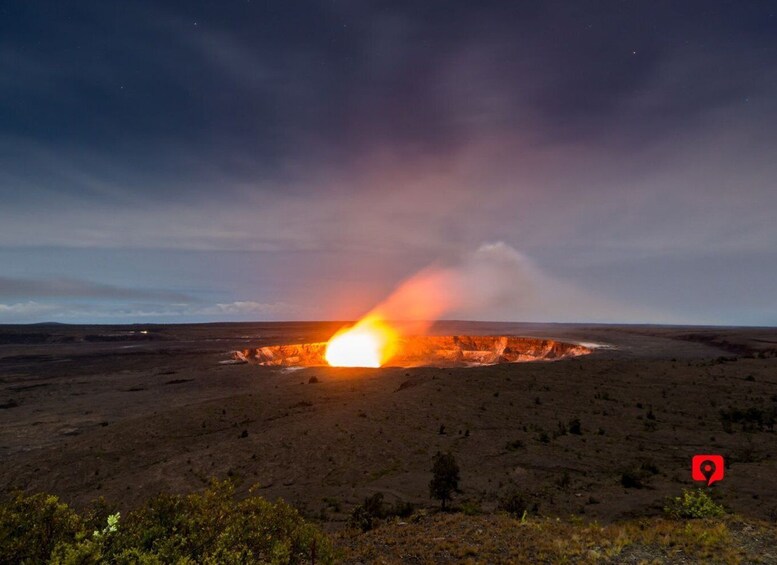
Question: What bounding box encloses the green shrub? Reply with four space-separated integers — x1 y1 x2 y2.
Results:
1 480 335 564
49 514 118 565
115 480 334 563
664 488 726 519
0 492 83 564
349 493 385 532
348 505 374 533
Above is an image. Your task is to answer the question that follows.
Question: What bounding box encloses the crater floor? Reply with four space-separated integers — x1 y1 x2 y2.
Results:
237 335 591 367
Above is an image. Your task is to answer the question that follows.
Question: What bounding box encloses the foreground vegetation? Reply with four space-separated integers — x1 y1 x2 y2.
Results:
0 480 334 564
2 482 775 564
338 488 776 563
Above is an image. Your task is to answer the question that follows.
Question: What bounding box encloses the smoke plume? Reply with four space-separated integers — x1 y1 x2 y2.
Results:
365 242 661 328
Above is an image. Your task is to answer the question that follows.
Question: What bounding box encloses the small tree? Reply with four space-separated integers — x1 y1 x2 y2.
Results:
348 493 385 532
429 452 460 510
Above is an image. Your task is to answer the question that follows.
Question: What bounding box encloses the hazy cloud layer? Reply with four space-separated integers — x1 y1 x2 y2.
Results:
0 1 775 324
0 300 304 324
0 276 194 302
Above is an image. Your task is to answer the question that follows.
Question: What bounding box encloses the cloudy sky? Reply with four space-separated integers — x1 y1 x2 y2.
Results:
1 1 775 325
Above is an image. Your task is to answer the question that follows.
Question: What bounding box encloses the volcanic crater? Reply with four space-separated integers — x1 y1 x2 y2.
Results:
236 335 591 368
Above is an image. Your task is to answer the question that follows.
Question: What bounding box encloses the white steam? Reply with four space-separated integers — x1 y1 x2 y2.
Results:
370 242 665 326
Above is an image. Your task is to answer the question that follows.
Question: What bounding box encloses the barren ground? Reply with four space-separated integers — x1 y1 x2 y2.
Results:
1 321 776 528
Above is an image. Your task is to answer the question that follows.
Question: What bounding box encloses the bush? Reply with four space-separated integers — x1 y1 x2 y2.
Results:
0 480 335 564
348 493 414 532
348 493 384 532
664 488 726 519
118 480 333 563
348 505 374 533
0 492 83 564
49 512 120 564
498 489 532 518
620 460 661 490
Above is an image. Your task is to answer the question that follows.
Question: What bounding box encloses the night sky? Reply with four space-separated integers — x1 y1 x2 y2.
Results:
1 1 775 325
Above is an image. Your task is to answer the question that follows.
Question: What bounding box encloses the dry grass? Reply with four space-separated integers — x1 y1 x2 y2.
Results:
336 513 777 564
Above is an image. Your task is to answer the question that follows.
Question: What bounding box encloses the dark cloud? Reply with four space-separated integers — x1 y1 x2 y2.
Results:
3 0 774 194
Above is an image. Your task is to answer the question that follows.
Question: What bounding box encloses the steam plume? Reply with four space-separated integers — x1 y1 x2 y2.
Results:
363 242 661 327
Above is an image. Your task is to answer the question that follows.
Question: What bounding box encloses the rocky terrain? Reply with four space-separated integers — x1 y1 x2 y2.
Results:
1 321 776 528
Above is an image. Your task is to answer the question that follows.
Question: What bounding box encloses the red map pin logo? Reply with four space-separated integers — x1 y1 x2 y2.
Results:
692 454 724 486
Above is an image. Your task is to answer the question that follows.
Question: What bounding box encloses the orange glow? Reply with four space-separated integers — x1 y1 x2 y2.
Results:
324 267 460 367
325 315 398 367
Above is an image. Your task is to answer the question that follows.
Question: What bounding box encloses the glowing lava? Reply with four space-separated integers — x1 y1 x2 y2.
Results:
325 315 398 367
324 265 459 367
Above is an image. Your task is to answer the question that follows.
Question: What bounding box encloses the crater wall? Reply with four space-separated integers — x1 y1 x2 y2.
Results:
236 335 591 368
